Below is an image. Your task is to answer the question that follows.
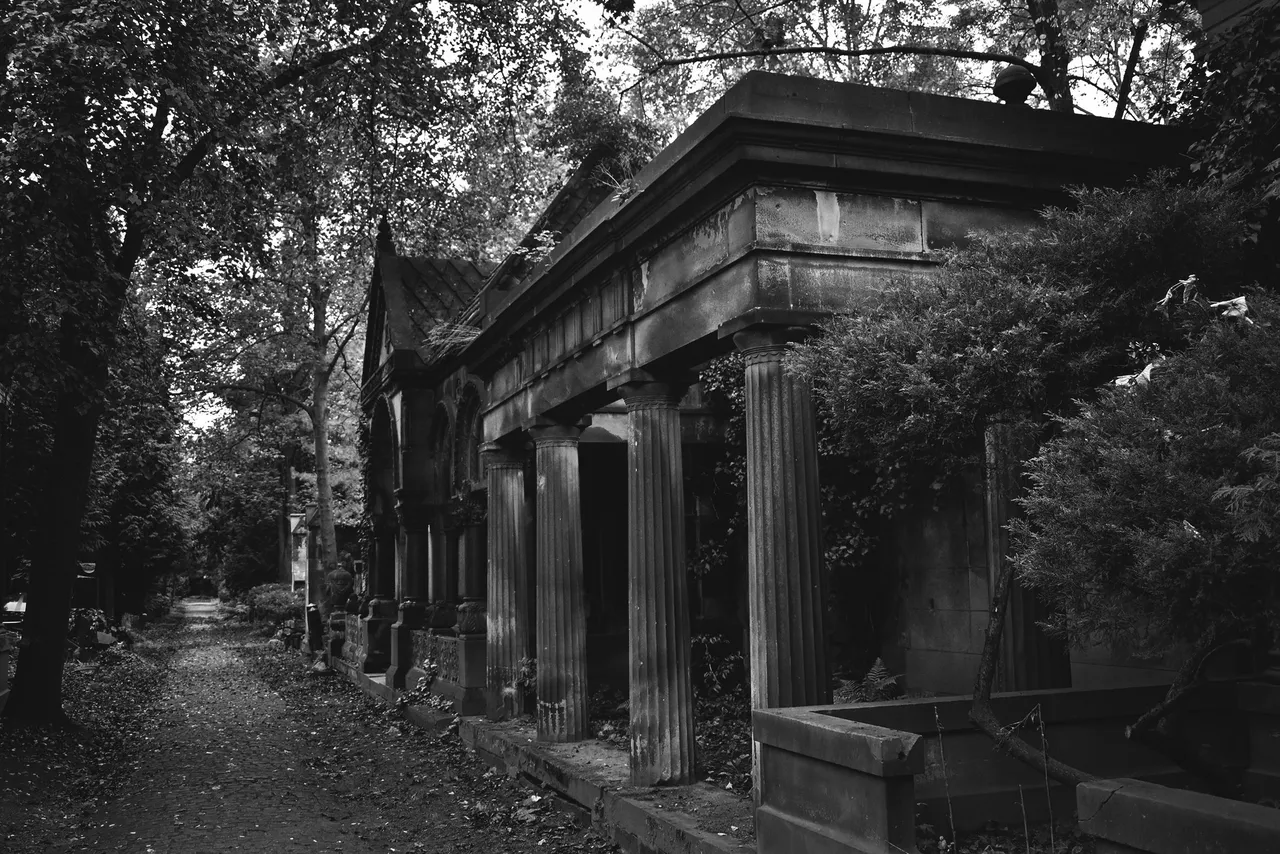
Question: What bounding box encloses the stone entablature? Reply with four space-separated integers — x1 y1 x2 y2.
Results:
469 73 1185 442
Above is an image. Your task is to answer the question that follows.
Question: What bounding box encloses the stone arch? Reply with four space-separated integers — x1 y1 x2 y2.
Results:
429 402 454 504
454 383 485 494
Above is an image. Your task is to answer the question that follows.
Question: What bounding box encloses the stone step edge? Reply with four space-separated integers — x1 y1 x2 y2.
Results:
334 662 755 854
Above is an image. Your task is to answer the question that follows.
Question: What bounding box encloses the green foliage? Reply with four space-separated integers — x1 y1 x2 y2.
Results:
1178 2 1280 207
242 583 303 624
1171 1 1280 275
850 658 901 703
1 298 190 607
1013 293 1280 658
788 175 1256 563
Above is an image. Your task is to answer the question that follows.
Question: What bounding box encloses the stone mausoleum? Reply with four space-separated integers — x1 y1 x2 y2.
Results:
352 71 1184 789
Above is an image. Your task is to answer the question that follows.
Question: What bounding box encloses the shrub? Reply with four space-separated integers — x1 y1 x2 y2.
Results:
243 583 303 623
787 175 1257 560
1013 291 1280 661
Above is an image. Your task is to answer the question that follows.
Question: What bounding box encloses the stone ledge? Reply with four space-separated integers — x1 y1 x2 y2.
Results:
335 664 754 854
753 707 922 777
1078 777 1280 854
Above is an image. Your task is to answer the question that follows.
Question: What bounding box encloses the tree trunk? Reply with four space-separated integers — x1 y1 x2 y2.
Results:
5 315 113 723
1114 18 1149 120
1027 0 1075 113
278 444 298 585
306 205 339 601
312 347 339 581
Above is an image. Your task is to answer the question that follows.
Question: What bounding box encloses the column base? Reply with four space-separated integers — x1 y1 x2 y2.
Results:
387 599 427 688
325 610 347 664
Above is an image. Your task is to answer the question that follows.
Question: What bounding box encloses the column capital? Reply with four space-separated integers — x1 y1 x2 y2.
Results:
480 440 526 470
528 417 589 444
731 325 813 362
393 487 431 532
616 380 689 410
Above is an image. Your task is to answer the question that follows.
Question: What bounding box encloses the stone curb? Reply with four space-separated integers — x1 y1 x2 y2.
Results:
332 660 755 854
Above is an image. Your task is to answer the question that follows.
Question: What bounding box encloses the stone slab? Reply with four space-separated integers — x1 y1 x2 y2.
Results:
1078 777 1280 854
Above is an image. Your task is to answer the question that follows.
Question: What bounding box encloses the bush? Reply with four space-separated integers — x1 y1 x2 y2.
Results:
242 583 303 623
1014 291 1280 660
143 591 173 619
787 175 1257 559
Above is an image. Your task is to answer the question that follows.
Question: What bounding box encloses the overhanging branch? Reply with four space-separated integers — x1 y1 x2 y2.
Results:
641 45 1053 101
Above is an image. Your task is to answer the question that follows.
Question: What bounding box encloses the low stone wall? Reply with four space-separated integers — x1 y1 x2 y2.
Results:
1078 778 1280 854
407 629 485 715
342 614 366 667
754 681 1280 852
754 707 923 854
806 685 1242 833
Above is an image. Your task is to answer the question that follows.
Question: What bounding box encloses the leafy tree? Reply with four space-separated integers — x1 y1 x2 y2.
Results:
0 298 190 617
0 0 586 723
1172 1 1280 270
601 0 1196 123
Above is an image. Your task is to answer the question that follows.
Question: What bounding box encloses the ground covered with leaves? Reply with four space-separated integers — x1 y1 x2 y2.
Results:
2 605 618 853
0 622 181 853
239 637 620 853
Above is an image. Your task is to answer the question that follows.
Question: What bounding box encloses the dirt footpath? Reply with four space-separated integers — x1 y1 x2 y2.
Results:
71 615 616 853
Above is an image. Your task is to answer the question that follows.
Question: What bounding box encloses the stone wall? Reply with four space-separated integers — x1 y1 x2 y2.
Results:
407 629 485 714
754 680 1280 852
342 614 365 668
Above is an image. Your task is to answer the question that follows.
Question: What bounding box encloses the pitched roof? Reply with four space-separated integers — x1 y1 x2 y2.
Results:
379 256 493 351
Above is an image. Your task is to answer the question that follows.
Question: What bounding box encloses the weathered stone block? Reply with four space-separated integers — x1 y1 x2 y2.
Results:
754 707 922 854
1078 777 1280 854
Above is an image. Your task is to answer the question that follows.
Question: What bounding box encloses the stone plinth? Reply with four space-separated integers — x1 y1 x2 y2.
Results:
619 381 695 785
407 629 485 714
735 329 830 789
362 597 397 674
484 445 528 720
326 610 347 662
389 489 430 689
754 706 923 854
532 422 589 742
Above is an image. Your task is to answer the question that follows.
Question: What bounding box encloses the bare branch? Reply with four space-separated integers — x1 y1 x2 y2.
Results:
204 382 315 421
969 548 1095 787
641 44 1051 98
1114 17 1149 120
324 295 369 377
115 1 422 276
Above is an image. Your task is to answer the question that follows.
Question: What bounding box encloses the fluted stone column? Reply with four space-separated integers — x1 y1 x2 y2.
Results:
388 489 429 688
425 520 457 631
484 444 528 719
735 328 830 764
531 422 589 742
620 381 696 786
